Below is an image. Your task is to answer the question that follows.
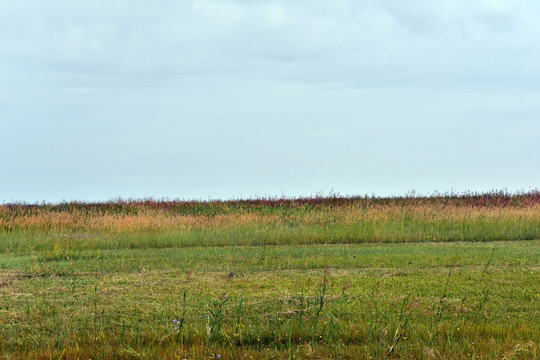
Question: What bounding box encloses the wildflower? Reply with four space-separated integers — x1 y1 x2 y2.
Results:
173 319 180 324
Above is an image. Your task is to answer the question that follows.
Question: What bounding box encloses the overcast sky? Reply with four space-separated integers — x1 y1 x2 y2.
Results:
1 0 539 202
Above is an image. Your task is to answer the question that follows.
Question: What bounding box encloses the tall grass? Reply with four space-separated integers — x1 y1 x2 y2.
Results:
1 192 538 254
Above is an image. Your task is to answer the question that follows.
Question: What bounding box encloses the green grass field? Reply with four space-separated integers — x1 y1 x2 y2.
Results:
0 194 539 359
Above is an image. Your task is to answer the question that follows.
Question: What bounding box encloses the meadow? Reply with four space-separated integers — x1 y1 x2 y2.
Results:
0 192 538 359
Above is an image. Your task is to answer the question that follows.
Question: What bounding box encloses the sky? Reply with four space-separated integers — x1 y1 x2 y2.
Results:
1 0 539 203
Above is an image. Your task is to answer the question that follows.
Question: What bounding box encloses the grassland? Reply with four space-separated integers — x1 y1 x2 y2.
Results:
0 192 539 359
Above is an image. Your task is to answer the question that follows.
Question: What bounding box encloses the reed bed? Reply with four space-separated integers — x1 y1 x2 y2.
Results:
1 192 539 251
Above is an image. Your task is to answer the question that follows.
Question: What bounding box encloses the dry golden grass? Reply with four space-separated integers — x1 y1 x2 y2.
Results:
1 202 539 234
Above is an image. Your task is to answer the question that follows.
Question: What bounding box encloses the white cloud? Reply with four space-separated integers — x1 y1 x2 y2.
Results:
1 0 538 88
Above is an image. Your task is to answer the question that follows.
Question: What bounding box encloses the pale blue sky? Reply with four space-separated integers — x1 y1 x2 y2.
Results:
1 0 539 202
